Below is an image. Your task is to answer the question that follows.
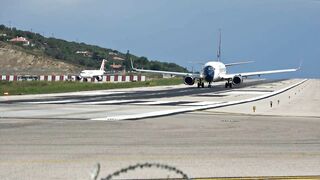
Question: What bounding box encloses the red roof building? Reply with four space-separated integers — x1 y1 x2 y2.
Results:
9 36 30 45
113 56 125 61
110 63 122 69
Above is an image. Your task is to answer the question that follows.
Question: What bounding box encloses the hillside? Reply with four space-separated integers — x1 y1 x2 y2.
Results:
0 41 81 75
0 25 188 74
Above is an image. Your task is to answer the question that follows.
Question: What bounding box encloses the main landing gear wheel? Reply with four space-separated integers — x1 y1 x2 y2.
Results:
197 82 205 88
225 82 232 88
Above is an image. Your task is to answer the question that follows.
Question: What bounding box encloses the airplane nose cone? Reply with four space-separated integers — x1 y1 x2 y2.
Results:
204 66 214 82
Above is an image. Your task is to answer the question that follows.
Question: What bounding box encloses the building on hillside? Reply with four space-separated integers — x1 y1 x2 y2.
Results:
75 50 92 57
9 36 30 46
112 56 125 61
108 52 118 56
110 63 122 70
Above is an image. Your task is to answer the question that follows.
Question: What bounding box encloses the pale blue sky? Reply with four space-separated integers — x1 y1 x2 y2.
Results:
1 0 320 78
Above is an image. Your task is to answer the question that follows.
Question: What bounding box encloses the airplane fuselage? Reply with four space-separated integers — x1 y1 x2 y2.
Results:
202 61 226 83
79 70 104 78
77 59 106 81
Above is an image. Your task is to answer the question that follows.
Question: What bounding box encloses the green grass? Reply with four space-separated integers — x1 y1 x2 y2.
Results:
0 78 183 96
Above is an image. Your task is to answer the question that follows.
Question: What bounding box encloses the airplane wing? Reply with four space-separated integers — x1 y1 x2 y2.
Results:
224 61 254 67
130 59 201 78
221 68 299 79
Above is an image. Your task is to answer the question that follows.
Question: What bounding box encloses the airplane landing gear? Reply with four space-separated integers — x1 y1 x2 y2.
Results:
225 82 232 88
197 81 205 88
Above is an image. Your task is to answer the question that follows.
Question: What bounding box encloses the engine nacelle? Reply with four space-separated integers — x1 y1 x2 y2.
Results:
75 76 82 81
232 75 243 85
95 76 102 81
184 76 195 85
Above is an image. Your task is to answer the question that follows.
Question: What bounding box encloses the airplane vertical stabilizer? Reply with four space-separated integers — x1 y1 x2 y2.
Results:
100 59 106 71
217 29 222 62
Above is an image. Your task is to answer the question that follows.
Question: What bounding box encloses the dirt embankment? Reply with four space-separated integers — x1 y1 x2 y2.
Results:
0 42 82 75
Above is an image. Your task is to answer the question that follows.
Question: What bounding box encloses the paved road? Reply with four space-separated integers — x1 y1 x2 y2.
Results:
0 79 319 179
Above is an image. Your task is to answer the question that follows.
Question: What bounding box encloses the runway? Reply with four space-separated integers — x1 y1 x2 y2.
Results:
0 79 319 179
0 79 309 120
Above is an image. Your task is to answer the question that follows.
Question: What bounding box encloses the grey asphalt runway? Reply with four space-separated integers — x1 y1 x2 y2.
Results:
1 79 282 104
0 79 319 179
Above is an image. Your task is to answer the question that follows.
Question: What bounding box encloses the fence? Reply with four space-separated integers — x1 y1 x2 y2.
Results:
0 75 145 82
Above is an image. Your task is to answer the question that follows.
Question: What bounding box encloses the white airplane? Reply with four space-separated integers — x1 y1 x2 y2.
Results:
76 59 106 81
131 31 300 88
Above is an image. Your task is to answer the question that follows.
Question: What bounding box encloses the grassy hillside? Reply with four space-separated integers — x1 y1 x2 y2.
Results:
0 25 188 73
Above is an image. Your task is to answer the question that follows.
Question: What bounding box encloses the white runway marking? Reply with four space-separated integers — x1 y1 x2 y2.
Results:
180 101 221 106
131 100 176 105
75 100 137 105
23 99 81 104
220 91 269 95
71 91 126 96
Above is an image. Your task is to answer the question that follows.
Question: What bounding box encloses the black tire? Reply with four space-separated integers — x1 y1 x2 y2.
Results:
201 82 204 88
197 82 200 88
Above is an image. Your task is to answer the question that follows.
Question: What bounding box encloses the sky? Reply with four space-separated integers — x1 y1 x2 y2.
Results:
1 0 320 78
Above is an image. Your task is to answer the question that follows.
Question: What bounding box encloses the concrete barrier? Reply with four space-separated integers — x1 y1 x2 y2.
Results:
0 75 145 82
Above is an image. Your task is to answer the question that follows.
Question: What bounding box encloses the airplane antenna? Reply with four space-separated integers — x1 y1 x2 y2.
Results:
217 29 222 62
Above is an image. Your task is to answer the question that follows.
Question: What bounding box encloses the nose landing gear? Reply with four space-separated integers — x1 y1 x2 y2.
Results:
225 81 232 88
197 80 205 88
197 80 213 88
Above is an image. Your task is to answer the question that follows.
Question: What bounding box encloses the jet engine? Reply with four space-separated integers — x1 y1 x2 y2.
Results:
184 76 195 85
95 76 103 81
75 76 82 81
232 75 243 85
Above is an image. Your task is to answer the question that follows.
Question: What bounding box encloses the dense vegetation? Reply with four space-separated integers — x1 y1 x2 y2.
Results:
0 78 182 95
0 24 188 72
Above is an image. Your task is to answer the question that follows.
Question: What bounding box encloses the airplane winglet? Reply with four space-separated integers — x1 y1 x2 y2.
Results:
297 60 303 70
